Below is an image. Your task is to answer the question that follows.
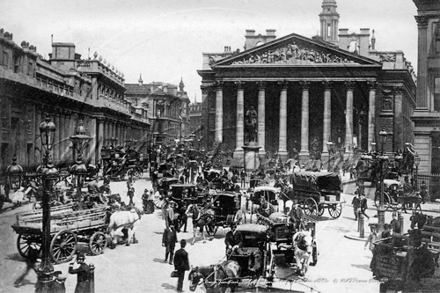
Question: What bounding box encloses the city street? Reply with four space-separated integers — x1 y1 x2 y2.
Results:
1 174 438 293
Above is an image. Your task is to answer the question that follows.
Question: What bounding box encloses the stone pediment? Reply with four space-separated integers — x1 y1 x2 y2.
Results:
212 33 378 67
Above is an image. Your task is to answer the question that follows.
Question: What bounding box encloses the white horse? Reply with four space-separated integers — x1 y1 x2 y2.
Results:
107 208 141 248
292 230 313 276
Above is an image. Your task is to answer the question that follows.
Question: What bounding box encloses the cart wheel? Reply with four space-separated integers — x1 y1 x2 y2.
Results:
89 231 106 255
328 203 342 219
318 205 325 216
50 230 77 264
310 241 318 266
303 198 319 218
17 234 42 259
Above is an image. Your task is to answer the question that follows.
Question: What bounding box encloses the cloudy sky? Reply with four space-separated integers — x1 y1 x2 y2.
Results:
3 0 418 102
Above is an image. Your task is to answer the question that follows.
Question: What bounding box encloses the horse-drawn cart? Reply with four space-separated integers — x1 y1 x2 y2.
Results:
286 171 344 219
11 204 108 263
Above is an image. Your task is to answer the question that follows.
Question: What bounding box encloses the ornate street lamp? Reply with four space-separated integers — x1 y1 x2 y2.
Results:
35 115 59 293
377 129 388 231
70 156 88 201
414 152 421 191
6 154 24 191
70 120 91 162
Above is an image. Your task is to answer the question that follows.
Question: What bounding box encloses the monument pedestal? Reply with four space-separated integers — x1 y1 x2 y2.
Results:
242 142 261 172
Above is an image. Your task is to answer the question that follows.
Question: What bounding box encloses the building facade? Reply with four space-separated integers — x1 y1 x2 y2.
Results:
0 28 150 171
412 0 440 175
198 0 416 166
125 77 190 146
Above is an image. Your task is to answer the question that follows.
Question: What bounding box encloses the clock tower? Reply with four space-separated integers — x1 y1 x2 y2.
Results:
319 0 340 45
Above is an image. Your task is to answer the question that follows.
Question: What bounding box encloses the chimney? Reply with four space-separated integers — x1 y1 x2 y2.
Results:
245 29 255 37
371 29 376 50
163 85 168 93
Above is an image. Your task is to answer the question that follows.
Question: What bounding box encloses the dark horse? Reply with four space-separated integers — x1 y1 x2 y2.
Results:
188 260 241 293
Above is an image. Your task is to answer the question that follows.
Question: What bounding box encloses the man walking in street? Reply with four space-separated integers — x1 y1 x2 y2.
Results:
163 224 178 265
68 252 91 293
14 243 40 287
174 239 190 293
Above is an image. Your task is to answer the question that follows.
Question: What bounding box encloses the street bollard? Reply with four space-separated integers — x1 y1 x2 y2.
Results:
398 211 404 233
358 211 365 238
89 263 95 293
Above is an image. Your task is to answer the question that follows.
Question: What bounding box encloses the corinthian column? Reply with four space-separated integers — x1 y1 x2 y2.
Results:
257 81 266 157
345 81 355 156
215 82 223 142
234 81 245 158
299 81 310 161
367 81 377 151
322 81 332 155
278 81 288 160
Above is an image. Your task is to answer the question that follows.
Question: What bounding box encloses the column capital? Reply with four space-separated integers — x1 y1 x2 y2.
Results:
345 81 355 90
300 81 310 90
235 80 245 89
201 86 212 95
278 80 289 89
322 81 333 89
367 81 378 90
393 86 403 95
414 15 429 29
256 81 267 90
213 80 224 90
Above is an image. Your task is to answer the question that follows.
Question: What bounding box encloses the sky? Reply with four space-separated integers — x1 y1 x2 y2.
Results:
3 0 418 103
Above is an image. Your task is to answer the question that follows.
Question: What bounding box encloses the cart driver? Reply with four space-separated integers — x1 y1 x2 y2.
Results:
288 200 305 231
225 223 243 258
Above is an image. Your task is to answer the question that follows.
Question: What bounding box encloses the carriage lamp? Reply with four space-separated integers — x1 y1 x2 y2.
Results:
6 154 24 191
70 120 91 162
379 129 387 155
70 156 88 200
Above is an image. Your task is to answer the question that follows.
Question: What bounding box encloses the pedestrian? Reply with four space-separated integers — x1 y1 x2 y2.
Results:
359 193 369 220
380 224 392 244
163 224 178 265
68 252 91 293
52 271 67 293
389 212 401 234
166 201 176 228
240 169 246 188
127 186 135 206
173 239 190 293
14 243 40 287
364 224 378 253
420 180 428 204
352 192 361 220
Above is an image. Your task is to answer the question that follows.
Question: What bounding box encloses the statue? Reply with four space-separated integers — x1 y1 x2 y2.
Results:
245 106 257 143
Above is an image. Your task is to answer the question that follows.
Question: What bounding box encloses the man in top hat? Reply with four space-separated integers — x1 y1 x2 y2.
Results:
225 223 243 258
52 271 66 293
173 239 190 293
162 224 178 265
69 252 91 293
288 200 305 230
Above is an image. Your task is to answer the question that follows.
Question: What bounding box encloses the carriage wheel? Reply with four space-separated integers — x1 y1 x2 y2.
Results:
310 241 318 266
50 230 77 264
328 203 342 219
317 205 325 216
374 191 390 210
89 231 106 255
302 198 319 218
17 234 42 259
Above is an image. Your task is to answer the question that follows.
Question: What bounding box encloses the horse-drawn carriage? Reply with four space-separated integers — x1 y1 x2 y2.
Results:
372 179 423 213
250 186 281 214
101 147 142 181
11 204 108 263
208 191 241 235
189 222 318 293
283 171 344 219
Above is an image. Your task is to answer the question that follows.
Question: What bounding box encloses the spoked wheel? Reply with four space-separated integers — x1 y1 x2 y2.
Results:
302 198 319 218
89 231 106 255
17 234 42 259
153 198 165 209
374 191 390 210
328 203 343 218
318 205 325 216
50 230 77 264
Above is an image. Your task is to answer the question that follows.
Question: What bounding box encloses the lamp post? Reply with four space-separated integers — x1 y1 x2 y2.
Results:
35 115 59 293
70 120 91 200
378 129 388 231
414 152 420 191
326 141 333 172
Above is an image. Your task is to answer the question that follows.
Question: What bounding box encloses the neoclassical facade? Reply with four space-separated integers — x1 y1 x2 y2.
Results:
198 0 416 165
0 28 150 171
412 0 440 174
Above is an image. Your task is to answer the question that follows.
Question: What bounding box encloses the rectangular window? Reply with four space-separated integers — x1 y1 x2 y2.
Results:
3 51 9 67
28 62 33 75
435 77 440 112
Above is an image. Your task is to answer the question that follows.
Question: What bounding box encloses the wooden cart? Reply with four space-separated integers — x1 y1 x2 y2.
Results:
11 204 108 264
